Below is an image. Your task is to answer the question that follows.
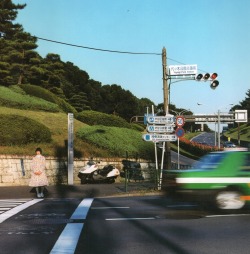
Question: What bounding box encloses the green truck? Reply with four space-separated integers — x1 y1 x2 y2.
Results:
165 150 250 210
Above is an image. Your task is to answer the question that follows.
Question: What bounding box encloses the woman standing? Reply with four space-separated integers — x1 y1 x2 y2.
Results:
29 148 49 198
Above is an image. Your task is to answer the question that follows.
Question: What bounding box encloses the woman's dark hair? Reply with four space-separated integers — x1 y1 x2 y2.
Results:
35 147 42 154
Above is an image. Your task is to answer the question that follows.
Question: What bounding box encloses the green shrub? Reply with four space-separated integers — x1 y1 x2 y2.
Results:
77 110 133 128
20 84 77 114
76 125 154 159
179 137 221 157
0 86 60 112
0 114 52 145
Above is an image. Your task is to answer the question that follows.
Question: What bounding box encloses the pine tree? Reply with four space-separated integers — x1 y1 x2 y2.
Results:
0 0 39 86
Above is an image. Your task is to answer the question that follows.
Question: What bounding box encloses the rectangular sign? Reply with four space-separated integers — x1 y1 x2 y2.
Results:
194 114 234 123
147 125 174 133
169 64 197 76
235 110 248 122
147 115 175 124
143 133 177 142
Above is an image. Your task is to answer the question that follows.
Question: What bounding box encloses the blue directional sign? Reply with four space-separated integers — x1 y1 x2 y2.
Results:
142 133 177 142
147 114 175 124
147 125 174 133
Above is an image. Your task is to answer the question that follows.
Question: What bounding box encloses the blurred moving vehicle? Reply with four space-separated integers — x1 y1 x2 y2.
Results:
223 141 236 148
165 151 250 210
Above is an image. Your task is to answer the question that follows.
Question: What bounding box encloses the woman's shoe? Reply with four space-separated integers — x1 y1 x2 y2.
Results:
40 193 44 198
37 193 41 198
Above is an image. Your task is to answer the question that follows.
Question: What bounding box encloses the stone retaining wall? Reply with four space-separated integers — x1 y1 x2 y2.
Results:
0 155 154 186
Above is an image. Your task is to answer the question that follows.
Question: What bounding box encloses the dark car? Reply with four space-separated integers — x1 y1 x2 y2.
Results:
223 141 236 148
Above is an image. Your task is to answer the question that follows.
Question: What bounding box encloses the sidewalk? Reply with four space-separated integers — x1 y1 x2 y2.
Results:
0 182 162 199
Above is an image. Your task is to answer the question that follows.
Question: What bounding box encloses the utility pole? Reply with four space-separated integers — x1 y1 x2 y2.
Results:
162 47 171 170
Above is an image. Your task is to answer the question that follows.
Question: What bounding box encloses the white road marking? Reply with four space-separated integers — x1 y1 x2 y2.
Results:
70 198 94 220
206 214 250 218
50 223 83 254
91 206 130 209
106 217 156 221
0 199 43 223
50 198 94 254
167 204 197 208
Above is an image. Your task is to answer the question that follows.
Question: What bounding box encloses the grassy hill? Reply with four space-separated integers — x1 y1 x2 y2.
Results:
0 85 154 159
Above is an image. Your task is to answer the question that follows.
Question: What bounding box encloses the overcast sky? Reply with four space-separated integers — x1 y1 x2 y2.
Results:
13 0 250 117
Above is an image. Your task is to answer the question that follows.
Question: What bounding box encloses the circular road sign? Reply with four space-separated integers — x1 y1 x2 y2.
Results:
175 127 185 138
176 116 185 127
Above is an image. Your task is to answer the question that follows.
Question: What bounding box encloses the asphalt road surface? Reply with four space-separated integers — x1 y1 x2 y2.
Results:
1 195 250 254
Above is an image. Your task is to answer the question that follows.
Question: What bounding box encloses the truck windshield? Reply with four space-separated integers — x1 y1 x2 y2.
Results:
192 153 226 170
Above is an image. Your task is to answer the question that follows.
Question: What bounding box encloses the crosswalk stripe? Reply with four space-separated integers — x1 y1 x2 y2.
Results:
0 199 43 223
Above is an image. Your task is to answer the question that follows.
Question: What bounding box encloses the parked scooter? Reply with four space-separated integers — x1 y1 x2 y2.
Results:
78 160 120 184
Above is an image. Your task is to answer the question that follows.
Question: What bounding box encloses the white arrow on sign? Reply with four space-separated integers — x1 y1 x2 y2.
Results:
147 114 175 124
142 133 177 142
147 125 174 133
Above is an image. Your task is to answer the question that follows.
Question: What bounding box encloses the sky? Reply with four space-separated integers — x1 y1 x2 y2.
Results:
13 0 250 118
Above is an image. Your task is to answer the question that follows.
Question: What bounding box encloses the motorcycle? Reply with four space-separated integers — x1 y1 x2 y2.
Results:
78 161 120 184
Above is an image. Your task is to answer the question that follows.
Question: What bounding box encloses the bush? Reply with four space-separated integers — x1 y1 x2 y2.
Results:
76 125 154 159
77 110 133 128
179 137 221 157
0 114 52 145
20 84 77 114
0 86 60 112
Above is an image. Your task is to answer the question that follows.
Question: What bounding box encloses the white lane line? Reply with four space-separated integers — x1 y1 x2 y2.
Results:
106 217 156 221
0 199 43 223
50 198 94 254
50 223 83 254
206 214 250 218
91 207 130 209
71 198 94 220
167 204 197 208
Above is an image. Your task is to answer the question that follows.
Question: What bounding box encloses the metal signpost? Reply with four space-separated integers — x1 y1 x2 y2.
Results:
143 110 177 190
68 113 74 185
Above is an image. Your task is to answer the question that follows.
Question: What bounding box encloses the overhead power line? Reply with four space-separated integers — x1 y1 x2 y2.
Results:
34 36 207 72
34 36 161 56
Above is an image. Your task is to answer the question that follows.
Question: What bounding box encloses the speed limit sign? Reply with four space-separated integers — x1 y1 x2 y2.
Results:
176 116 185 127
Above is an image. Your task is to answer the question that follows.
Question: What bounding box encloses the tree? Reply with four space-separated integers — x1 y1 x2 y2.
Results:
0 0 39 86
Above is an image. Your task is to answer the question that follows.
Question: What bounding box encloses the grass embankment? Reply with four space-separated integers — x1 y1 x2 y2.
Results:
0 85 155 160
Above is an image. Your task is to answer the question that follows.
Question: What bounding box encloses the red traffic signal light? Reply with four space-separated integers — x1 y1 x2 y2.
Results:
211 73 218 80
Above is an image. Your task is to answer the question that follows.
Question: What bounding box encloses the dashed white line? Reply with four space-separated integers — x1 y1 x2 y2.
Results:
50 198 94 254
206 214 250 218
91 206 130 209
106 217 156 221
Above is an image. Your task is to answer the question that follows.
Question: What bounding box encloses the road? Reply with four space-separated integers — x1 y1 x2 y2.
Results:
0 194 250 254
191 132 217 146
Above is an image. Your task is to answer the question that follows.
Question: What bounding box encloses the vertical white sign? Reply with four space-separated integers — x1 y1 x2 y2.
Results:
68 113 74 185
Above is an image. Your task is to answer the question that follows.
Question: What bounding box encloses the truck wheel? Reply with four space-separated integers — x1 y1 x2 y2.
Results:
215 190 245 210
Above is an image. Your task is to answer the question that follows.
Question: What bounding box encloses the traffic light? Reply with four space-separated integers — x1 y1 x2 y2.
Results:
195 74 203 81
210 72 219 89
203 73 210 80
195 72 219 89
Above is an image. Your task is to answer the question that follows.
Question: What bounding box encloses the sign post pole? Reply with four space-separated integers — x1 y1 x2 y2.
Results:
68 113 74 185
